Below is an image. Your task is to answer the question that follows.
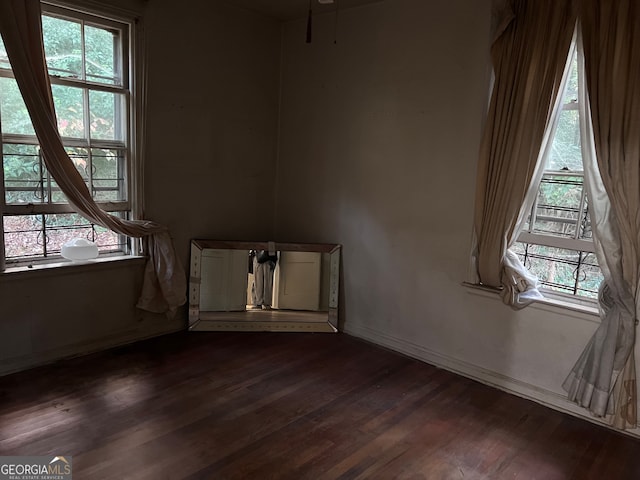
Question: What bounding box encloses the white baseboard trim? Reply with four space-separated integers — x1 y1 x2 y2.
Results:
0 323 185 377
344 323 640 439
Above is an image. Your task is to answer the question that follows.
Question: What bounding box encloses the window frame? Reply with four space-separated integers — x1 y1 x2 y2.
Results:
514 40 602 303
0 1 140 268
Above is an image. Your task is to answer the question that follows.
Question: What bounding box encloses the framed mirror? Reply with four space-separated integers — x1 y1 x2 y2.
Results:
188 240 340 333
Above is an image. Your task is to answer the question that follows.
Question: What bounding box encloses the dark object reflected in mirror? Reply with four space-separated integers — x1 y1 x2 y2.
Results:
189 240 340 333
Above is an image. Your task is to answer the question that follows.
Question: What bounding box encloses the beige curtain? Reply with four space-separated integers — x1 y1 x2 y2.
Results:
473 0 577 307
562 0 639 429
0 0 186 314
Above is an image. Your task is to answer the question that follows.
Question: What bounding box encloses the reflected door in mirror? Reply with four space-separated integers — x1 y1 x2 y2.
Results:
273 251 322 310
200 249 247 311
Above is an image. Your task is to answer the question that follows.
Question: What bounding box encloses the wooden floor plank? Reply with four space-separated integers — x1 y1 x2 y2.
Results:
1 331 639 479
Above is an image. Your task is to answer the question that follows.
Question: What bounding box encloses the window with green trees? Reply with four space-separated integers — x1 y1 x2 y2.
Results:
0 3 133 264
513 45 603 299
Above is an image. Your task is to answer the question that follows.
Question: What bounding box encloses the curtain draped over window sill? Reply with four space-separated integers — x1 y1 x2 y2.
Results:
473 0 638 430
0 0 186 315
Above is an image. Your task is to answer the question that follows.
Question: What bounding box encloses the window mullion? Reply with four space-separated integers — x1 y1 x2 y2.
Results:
49 76 127 94
82 91 93 199
4 201 129 215
1 134 39 145
40 149 51 203
80 19 87 82
517 231 596 253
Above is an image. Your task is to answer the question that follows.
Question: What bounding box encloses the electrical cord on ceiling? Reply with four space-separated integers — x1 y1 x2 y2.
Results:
306 0 313 43
333 0 339 44
305 0 339 45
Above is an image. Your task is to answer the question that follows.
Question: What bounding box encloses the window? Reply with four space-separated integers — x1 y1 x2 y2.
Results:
513 45 604 299
0 3 133 265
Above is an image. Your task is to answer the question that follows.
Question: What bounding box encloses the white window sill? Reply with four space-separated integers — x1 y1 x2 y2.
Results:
462 282 600 323
0 254 147 281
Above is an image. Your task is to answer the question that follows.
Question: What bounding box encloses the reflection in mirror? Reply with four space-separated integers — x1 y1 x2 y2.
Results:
189 240 340 333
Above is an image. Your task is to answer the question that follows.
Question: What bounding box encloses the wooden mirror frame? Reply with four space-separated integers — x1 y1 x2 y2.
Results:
188 240 341 333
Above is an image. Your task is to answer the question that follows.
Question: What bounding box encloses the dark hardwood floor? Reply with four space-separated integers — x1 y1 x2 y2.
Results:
1 331 639 479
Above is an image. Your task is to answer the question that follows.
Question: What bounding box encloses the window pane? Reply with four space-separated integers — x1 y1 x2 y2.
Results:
43 15 82 80
563 53 579 105
44 213 126 255
515 243 602 298
516 244 579 295
511 242 526 257
3 144 44 204
547 109 582 171
91 148 125 201
532 174 583 237
67 147 90 198
85 24 118 85
527 245 579 295
52 84 85 138
46 147 89 203
89 90 124 140
94 221 125 252
0 77 35 135
3 215 45 258
1 145 91 205
576 253 603 299
45 213 93 254
548 52 581 172
50 180 66 203
68 147 90 180
4 212 127 261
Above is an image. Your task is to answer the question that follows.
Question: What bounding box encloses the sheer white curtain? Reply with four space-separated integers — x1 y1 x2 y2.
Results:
562 1 639 429
473 0 577 308
0 0 186 314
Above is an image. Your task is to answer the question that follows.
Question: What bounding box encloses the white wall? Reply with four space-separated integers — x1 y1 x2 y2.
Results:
0 259 171 375
275 0 640 436
0 0 282 375
144 0 282 263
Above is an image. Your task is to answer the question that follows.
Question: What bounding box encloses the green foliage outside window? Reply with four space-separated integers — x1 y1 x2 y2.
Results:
1 14 123 201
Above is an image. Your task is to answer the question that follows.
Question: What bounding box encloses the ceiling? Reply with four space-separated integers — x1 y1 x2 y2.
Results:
229 0 383 21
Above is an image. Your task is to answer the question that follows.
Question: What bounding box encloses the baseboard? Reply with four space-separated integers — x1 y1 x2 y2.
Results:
344 323 640 439
0 323 185 377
